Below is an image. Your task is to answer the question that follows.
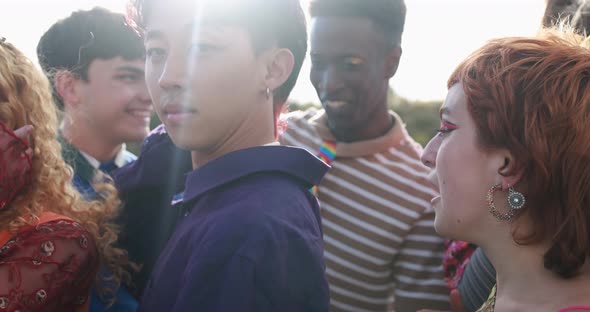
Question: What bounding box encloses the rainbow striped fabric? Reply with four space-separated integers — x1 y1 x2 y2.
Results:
311 140 337 196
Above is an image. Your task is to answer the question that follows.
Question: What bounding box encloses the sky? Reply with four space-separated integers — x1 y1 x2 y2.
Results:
1 0 546 103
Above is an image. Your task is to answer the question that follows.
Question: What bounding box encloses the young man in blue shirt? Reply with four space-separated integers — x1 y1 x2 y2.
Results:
127 0 330 310
37 7 152 312
37 8 152 196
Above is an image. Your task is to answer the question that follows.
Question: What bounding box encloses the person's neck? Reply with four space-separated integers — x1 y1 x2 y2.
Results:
61 119 122 163
482 234 590 311
330 104 393 143
191 111 276 169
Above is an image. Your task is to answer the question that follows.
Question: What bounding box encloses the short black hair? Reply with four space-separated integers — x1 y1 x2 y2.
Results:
309 0 406 47
37 7 144 108
129 0 307 105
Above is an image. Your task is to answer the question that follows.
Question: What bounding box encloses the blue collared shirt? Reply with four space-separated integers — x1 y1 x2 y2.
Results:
112 125 192 297
58 136 138 312
138 146 330 312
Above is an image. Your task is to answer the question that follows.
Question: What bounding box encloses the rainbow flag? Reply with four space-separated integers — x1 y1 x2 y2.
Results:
311 140 337 196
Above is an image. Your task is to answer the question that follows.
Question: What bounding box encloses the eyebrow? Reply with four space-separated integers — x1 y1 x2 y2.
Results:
115 66 145 76
185 22 225 41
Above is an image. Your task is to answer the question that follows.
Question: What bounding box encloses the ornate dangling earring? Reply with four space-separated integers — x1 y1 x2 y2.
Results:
265 87 271 100
507 186 526 210
487 183 525 221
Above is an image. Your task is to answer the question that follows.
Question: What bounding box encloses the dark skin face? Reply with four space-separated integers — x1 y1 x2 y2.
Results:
309 16 401 142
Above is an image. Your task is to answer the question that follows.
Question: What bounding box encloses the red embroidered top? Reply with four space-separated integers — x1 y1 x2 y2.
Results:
0 218 99 312
443 239 478 290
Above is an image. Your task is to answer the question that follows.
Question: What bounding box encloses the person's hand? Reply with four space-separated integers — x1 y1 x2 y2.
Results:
0 124 33 209
449 289 467 312
12 125 34 159
417 289 467 312
13 124 33 144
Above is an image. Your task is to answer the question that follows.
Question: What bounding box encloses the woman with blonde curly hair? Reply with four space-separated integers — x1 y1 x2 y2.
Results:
420 27 590 311
0 38 129 311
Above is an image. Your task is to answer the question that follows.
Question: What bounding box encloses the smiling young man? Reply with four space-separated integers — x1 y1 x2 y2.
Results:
37 7 152 196
37 7 152 312
128 0 330 311
278 0 450 311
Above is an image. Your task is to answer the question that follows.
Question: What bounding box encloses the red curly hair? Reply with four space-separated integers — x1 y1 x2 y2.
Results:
448 27 590 278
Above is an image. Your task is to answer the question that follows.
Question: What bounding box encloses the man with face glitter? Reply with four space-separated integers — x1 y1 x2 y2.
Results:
278 0 449 311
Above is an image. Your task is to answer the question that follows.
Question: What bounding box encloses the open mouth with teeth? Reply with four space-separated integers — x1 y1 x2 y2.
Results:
323 100 348 109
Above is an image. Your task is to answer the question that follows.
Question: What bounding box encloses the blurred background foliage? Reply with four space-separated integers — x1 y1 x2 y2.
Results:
288 88 441 146
137 88 442 155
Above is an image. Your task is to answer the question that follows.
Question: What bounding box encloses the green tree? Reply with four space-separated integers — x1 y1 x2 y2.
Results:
388 88 441 146
288 101 320 112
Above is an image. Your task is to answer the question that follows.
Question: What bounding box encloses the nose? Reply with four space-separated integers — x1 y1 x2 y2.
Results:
317 67 344 98
158 48 187 92
420 136 440 169
137 82 153 105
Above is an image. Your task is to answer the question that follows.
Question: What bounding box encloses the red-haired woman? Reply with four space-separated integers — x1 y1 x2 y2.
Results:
420 28 590 311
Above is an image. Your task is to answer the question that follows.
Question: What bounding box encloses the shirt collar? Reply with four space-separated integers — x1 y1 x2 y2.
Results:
183 145 329 203
80 144 128 169
308 110 412 157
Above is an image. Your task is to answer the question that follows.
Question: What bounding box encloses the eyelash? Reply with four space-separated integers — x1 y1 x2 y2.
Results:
436 120 458 136
116 74 138 81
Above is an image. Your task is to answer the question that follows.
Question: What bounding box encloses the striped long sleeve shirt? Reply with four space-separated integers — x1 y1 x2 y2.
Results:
280 109 450 312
